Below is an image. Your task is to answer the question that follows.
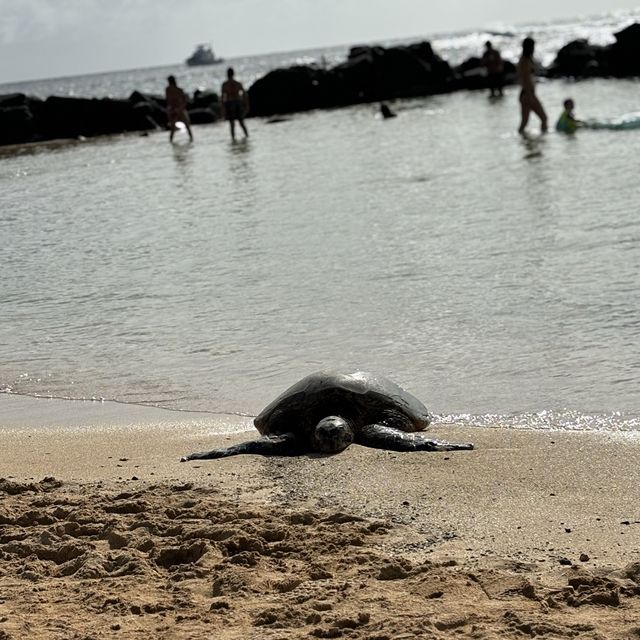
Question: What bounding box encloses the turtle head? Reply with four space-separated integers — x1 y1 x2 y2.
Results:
312 416 354 454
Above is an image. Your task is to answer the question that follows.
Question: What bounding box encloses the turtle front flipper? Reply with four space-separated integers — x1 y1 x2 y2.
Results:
181 433 304 461
356 424 473 452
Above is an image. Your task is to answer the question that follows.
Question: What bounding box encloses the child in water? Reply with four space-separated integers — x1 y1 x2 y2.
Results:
556 98 581 133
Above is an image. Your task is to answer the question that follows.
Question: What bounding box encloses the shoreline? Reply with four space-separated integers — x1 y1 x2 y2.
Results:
0 393 252 433
1 401 639 637
1 402 638 562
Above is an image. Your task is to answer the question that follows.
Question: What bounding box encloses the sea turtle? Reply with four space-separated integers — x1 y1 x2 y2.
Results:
181 371 473 461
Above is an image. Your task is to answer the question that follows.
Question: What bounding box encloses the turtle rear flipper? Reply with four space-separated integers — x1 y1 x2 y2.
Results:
356 424 473 452
181 433 303 461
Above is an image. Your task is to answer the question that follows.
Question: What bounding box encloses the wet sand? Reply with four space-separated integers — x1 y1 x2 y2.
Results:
1 394 639 639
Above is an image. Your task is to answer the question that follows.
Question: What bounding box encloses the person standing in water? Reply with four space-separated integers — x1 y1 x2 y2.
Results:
482 41 505 97
165 75 193 142
517 37 548 135
221 67 249 141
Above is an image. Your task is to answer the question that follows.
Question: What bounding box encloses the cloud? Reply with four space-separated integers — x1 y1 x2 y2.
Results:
0 0 169 44
0 0 91 43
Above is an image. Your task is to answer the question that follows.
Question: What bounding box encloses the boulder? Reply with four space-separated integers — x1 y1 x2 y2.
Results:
548 39 609 77
335 42 453 100
0 93 30 108
247 41 454 116
34 96 159 140
0 105 35 145
456 56 484 75
334 45 437 100
613 22 640 47
609 22 640 76
187 108 217 124
128 91 167 126
191 89 219 110
248 66 334 116
548 24 640 78
190 90 221 121
407 42 453 83
130 102 163 130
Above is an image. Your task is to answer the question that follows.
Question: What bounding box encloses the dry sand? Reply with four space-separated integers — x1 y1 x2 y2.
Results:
1 394 639 639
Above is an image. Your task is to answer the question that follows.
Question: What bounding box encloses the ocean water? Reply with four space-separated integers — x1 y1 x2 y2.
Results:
1 11 640 432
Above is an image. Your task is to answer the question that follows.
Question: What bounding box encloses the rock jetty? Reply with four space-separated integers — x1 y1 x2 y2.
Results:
1 23 638 147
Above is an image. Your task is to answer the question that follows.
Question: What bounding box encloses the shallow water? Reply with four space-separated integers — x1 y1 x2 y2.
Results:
2 75 640 431
2 8 640 432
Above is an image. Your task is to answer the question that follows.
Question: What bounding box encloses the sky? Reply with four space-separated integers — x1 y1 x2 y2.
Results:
0 0 639 83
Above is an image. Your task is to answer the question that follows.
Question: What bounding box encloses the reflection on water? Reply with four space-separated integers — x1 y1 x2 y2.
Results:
520 133 546 160
230 138 251 153
1 78 640 432
228 139 253 176
171 141 194 165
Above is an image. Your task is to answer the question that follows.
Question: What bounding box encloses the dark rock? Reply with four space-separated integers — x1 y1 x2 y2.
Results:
0 105 35 145
587 589 620 606
187 108 217 125
335 41 453 101
129 90 164 106
187 91 221 122
548 23 640 78
191 89 219 109
609 22 640 76
548 39 609 77
265 116 291 124
452 57 516 90
614 22 640 45
0 93 30 108
349 45 382 59
248 41 453 117
248 66 334 116
128 91 167 127
342 45 432 99
133 102 162 128
377 561 410 580
33 96 159 140
456 55 484 75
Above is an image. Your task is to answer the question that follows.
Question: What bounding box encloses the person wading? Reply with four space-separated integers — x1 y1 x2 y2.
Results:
165 75 194 142
221 67 249 142
517 37 548 135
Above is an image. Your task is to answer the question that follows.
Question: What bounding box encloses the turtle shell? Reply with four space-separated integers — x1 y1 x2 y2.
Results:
254 371 431 437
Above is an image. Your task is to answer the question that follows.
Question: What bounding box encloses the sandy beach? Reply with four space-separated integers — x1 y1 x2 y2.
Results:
3 3 640 638
0 395 638 639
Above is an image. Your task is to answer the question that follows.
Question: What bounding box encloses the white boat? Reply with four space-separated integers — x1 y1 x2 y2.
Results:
186 44 224 67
